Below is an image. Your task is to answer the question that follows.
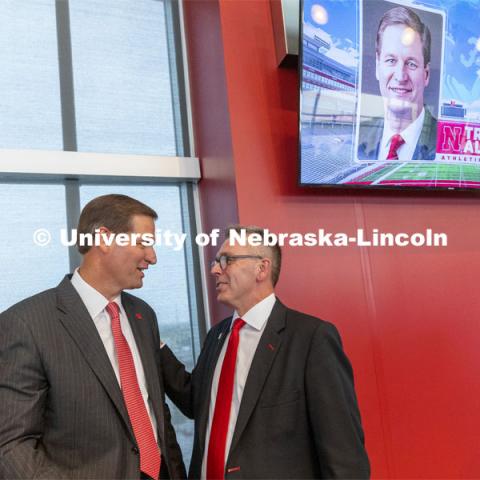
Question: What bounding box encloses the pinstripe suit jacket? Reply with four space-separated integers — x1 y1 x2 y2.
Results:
0 276 186 480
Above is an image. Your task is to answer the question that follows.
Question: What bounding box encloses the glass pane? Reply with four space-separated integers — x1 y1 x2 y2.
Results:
0 0 62 150
0 184 69 312
80 184 195 461
70 0 177 156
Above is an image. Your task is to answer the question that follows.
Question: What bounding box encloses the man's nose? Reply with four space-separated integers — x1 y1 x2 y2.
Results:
394 62 408 81
145 247 157 265
210 261 222 276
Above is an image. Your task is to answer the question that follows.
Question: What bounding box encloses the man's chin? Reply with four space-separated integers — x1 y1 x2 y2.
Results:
216 292 231 306
386 104 414 122
125 280 143 291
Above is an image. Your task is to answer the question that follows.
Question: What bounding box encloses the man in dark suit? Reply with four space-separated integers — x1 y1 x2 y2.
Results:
358 107 437 160
161 226 370 479
0 194 186 479
357 6 437 161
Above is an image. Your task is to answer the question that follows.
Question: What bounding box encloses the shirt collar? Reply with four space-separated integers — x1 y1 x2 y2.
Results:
71 268 122 319
231 293 276 331
381 107 425 150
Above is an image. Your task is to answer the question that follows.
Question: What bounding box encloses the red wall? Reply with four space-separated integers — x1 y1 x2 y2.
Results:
183 0 239 322
186 1 480 477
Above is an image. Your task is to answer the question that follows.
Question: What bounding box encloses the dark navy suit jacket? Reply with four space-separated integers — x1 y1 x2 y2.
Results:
161 299 370 479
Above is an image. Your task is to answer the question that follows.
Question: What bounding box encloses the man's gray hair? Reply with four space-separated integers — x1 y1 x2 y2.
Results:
225 225 282 286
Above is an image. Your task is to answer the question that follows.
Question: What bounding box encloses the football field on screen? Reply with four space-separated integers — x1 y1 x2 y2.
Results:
345 163 480 188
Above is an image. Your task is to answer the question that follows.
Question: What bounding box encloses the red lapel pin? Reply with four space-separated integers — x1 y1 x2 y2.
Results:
227 466 241 473
267 343 275 351
135 313 143 320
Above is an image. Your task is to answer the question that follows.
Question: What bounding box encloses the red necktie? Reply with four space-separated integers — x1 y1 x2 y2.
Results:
106 302 161 480
387 133 405 160
206 318 246 480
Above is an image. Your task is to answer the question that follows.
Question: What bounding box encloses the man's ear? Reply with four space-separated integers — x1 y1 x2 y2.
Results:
257 258 271 282
97 226 113 254
375 55 380 81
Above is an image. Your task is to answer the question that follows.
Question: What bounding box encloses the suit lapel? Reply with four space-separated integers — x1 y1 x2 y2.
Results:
55 276 136 444
414 108 437 160
198 319 232 455
358 117 384 160
228 301 286 455
121 294 166 451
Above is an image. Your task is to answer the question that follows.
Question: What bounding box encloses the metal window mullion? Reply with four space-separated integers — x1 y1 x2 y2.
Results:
164 0 191 157
55 0 77 152
179 183 206 359
65 178 82 272
56 0 80 272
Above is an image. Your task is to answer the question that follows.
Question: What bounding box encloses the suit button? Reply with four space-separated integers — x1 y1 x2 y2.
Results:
131 446 139 455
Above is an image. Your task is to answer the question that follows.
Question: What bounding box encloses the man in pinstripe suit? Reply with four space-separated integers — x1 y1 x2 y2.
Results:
0 194 186 479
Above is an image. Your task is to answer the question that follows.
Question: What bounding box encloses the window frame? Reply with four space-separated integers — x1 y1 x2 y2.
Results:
0 0 209 337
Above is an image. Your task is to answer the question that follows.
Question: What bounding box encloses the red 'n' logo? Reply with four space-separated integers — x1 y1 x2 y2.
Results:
441 125 463 152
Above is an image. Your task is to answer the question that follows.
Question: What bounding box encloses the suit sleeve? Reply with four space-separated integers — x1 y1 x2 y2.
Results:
160 345 194 419
0 310 69 479
305 322 370 479
160 324 221 420
161 400 187 480
146 310 187 480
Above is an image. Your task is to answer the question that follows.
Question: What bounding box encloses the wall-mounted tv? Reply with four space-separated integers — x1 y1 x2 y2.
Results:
299 0 480 190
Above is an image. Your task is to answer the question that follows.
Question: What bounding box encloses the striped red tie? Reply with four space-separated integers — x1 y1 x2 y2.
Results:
387 133 405 160
206 318 246 480
106 302 161 479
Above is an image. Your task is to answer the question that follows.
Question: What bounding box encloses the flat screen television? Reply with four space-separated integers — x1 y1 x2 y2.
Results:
299 0 480 190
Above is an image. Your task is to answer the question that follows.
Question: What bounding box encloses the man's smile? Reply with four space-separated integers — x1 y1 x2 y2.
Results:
389 86 412 94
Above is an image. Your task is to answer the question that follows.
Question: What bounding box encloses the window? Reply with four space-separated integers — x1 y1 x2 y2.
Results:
0 0 202 462
69 0 177 155
0 183 68 310
0 0 62 149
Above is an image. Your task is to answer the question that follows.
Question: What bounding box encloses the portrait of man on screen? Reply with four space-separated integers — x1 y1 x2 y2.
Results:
357 2 443 162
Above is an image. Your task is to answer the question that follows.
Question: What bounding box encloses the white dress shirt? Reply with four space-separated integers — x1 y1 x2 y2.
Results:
201 293 276 479
70 269 158 440
379 107 425 161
